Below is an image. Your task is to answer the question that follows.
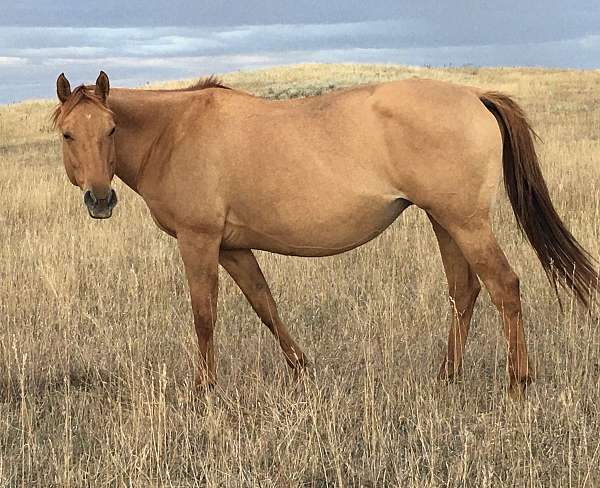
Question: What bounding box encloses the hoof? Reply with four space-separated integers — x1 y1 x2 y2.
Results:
292 363 309 381
508 374 533 400
194 376 216 394
286 353 309 379
437 360 462 383
508 381 527 400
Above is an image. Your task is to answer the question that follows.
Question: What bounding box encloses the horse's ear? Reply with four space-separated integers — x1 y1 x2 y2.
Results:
57 73 71 103
95 71 110 102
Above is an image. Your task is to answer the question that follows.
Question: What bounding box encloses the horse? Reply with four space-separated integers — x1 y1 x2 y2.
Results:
52 71 598 398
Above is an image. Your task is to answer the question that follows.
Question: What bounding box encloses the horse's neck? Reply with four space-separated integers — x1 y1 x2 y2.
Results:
110 90 167 192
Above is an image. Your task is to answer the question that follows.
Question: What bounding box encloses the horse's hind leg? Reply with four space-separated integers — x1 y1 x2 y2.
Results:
429 216 481 382
435 217 533 398
219 249 308 374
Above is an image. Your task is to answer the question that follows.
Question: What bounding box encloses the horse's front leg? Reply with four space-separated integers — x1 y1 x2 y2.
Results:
177 231 221 391
219 249 308 375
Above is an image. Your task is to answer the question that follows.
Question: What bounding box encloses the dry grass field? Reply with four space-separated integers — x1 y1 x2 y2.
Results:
1 63 599 486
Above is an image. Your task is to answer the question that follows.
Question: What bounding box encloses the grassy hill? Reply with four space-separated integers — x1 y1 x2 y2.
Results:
1 64 599 486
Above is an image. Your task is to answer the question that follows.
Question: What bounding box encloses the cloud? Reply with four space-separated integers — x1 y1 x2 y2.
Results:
43 54 276 69
4 21 600 67
0 21 429 61
578 34 600 48
0 56 28 66
2 0 600 46
1 20 600 104
14 47 110 58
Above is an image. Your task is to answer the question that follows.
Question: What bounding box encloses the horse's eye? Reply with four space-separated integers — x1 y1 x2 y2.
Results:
63 133 73 141
108 126 116 137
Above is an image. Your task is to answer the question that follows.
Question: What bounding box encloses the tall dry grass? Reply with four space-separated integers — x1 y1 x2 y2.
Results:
0 64 599 486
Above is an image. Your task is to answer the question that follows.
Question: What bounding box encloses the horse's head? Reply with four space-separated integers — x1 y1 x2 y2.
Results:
54 71 118 219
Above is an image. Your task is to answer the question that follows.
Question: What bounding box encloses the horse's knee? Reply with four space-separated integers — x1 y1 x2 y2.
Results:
253 281 268 294
450 271 481 313
502 271 520 293
488 271 521 312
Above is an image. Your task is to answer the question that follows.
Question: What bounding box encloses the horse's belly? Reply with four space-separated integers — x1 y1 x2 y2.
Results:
222 196 410 257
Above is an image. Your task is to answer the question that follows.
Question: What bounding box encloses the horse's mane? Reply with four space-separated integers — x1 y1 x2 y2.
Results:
178 75 232 92
51 85 112 128
52 76 231 128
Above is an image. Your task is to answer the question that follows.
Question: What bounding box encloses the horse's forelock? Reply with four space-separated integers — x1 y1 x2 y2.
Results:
52 85 111 128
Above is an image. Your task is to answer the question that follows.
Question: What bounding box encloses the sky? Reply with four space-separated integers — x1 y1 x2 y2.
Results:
1 1 600 104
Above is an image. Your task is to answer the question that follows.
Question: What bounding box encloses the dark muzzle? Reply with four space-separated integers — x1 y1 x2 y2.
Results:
84 189 118 219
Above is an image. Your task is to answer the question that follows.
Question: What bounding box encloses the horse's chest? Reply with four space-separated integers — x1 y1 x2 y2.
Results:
146 204 177 238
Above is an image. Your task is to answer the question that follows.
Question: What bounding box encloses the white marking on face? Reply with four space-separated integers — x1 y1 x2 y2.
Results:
86 113 92 119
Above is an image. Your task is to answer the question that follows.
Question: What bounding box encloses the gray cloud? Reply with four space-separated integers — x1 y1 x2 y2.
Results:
3 0 600 44
0 21 431 61
1 10 600 104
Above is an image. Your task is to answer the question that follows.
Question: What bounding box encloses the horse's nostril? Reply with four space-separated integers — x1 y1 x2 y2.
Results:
107 189 117 206
84 190 95 208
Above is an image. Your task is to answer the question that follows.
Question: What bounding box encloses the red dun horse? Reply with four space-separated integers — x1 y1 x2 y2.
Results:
53 71 598 398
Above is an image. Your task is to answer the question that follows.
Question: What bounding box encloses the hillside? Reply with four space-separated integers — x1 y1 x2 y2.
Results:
1 64 599 486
